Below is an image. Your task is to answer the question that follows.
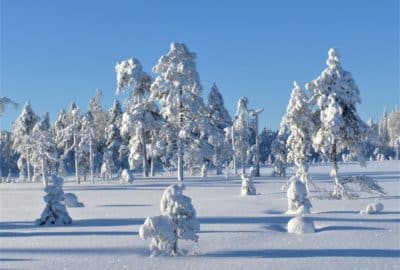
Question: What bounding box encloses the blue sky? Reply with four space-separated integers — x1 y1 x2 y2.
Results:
1 0 399 131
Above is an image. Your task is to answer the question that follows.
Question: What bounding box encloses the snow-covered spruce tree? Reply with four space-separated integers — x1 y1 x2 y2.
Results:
232 97 251 175
36 175 72 225
259 127 278 165
150 43 205 181
286 180 312 214
379 108 391 157
306 48 375 199
11 102 39 182
105 123 122 171
281 81 315 191
87 89 108 155
388 108 400 159
207 83 233 174
139 184 199 256
0 131 18 177
116 58 161 177
100 150 114 182
70 107 82 184
78 116 96 183
31 120 58 187
53 109 70 175
240 174 256 196
271 130 288 177
109 99 123 128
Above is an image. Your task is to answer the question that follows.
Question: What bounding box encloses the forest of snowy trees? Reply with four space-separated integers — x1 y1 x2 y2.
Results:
1 44 399 186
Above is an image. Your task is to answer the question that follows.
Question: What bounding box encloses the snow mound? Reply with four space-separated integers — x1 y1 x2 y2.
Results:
360 202 384 215
120 169 134 184
287 216 315 234
64 193 84 208
240 174 256 196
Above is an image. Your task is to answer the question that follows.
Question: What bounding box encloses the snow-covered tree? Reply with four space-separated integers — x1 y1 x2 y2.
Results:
31 120 58 187
150 43 205 181
379 108 391 153
240 174 256 196
258 127 277 164
100 150 114 182
232 97 251 175
105 123 122 171
108 99 123 128
116 58 161 177
11 102 39 182
306 48 375 198
78 116 96 183
286 180 312 215
207 83 233 174
139 184 199 256
388 108 400 159
36 175 72 225
281 81 315 191
0 131 18 177
271 131 287 177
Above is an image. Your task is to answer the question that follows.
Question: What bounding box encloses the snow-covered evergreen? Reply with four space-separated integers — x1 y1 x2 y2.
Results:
287 216 315 234
100 150 114 182
36 175 72 225
232 97 251 175
240 174 256 196
11 102 39 182
150 43 206 181
271 131 287 177
281 81 315 191
286 180 312 215
139 184 199 256
360 202 384 215
306 48 375 199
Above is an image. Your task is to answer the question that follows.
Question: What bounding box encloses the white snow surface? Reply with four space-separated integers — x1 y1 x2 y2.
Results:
1 161 399 269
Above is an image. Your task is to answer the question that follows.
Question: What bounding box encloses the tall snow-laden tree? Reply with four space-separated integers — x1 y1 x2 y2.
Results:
108 99 123 128
11 102 39 182
388 108 400 159
281 81 315 191
232 97 251 175
306 48 374 198
271 130 287 177
207 83 233 174
150 42 205 181
379 108 390 151
31 120 58 187
116 57 161 177
53 109 69 175
78 116 96 183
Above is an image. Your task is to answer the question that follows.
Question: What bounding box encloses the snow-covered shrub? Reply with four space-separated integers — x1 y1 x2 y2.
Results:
36 175 72 225
200 163 207 178
120 169 134 184
240 174 256 196
287 216 315 234
64 193 84 208
286 180 312 214
100 151 114 182
376 153 385 162
139 184 199 256
360 202 384 215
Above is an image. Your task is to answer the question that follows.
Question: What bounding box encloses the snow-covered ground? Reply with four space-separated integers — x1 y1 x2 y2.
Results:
1 161 399 270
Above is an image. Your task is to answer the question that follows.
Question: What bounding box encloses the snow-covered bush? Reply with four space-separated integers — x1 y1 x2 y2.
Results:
100 151 114 182
271 132 287 177
120 169 134 184
287 216 315 234
64 193 84 208
360 202 384 215
139 184 200 256
240 174 256 196
36 175 72 225
286 180 312 214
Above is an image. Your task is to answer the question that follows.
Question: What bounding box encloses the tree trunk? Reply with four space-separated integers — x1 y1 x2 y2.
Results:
26 150 31 182
241 157 246 175
41 156 47 187
74 136 80 184
254 113 260 177
142 131 149 177
231 127 237 175
89 139 94 184
331 142 341 197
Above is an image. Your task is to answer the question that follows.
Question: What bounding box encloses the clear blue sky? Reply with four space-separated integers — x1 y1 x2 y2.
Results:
1 0 399 131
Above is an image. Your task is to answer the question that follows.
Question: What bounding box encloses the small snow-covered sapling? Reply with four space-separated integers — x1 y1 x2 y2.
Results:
240 174 257 196
36 175 72 225
360 202 384 215
286 180 312 214
139 184 200 256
